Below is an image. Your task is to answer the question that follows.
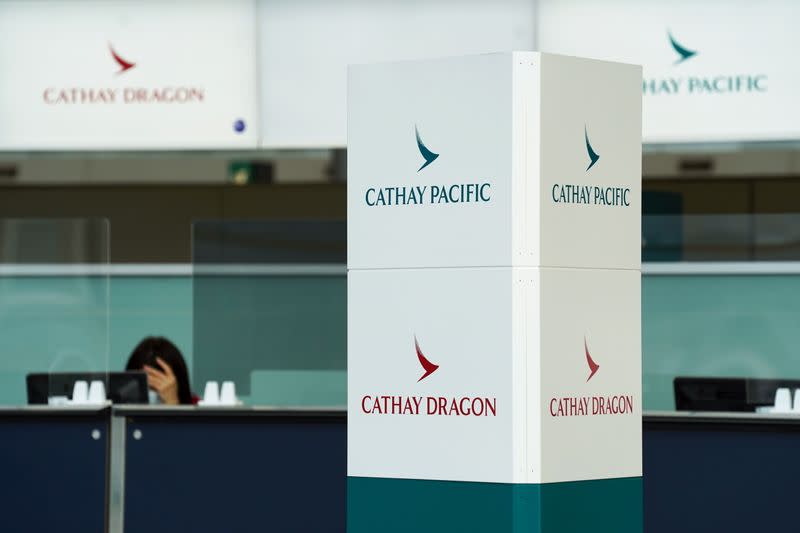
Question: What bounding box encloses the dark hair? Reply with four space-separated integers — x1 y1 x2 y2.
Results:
125 336 193 405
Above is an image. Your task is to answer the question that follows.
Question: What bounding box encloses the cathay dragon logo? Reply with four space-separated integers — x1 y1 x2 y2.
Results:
667 31 697 65
109 43 136 74
584 336 600 381
548 336 635 418
414 336 439 382
415 125 439 172
584 126 600 171
42 41 208 106
358 334 496 418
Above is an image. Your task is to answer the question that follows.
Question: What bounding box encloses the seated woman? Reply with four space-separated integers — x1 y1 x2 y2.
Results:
126 336 194 405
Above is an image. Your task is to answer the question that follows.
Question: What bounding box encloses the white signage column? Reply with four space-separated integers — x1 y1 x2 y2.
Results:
347 52 642 533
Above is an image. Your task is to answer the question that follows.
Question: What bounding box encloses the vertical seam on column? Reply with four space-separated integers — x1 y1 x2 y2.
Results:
538 272 544 487
521 70 528 262
523 273 529 485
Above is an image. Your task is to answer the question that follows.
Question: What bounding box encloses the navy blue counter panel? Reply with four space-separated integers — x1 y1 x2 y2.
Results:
0 412 108 533
123 414 346 533
644 418 800 533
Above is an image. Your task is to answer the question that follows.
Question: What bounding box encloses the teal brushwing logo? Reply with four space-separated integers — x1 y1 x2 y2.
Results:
363 123 493 207
550 125 632 207
415 125 439 172
644 30 767 96
668 30 697 64
584 125 599 171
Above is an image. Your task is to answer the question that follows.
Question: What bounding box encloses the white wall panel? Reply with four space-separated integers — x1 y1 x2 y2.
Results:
258 0 535 148
0 0 259 150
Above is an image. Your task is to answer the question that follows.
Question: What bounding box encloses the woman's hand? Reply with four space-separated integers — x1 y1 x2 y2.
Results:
144 357 179 405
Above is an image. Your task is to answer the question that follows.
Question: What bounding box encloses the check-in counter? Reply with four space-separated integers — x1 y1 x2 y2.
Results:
0 406 109 533
644 411 800 533
111 407 346 533
2 407 798 533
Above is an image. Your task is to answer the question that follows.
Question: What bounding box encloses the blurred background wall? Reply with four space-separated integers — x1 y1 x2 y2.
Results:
0 0 798 409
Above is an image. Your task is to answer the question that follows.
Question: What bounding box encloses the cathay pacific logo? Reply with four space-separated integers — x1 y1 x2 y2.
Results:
667 31 697 64
109 43 136 74
363 124 492 207
584 126 600 171
415 125 439 172
414 336 439 382
551 125 631 208
643 29 767 95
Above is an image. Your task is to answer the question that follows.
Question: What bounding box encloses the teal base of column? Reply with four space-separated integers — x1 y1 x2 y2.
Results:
348 476 642 533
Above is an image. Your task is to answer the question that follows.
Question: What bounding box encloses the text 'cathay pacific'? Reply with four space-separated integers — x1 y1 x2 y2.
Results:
551 184 630 207
365 183 491 207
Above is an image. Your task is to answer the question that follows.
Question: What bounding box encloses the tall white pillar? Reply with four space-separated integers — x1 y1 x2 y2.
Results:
347 52 642 533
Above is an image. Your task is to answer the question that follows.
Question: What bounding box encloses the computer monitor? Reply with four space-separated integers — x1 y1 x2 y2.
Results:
674 376 800 412
26 371 149 405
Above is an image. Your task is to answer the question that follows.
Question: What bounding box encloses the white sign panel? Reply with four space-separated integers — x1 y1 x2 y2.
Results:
348 266 641 484
257 0 535 148
537 0 800 143
537 267 641 483
347 52 641 271
0 0 258 150
348 267 516 483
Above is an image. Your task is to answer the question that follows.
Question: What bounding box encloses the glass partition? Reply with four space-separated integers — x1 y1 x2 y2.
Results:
192 220 346 407
0 219 109 406
642 271 800 411
642 210 800 410
643 213 800 261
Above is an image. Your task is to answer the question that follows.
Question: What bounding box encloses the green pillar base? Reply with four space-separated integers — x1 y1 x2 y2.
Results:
348 476 642 533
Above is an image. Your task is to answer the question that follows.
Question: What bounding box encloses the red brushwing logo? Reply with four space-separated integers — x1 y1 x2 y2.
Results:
548 337 633 418
360 335 496 417
414 336 439 382
109 43 136 74
585 336 600 382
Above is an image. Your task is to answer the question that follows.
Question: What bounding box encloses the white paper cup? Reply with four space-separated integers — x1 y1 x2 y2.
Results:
203 381 220 405
72 381 89 405
88 381 106 404
220 381 236 406
774 387 792 412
